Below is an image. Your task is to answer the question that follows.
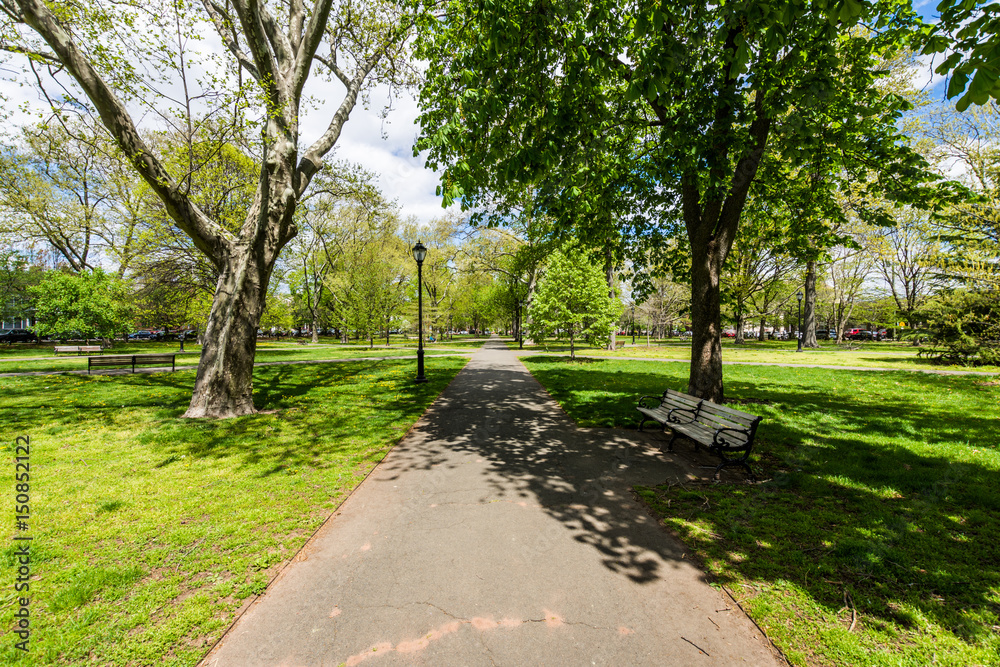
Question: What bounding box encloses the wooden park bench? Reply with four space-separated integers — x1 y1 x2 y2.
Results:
54 345 103 355
637 389 762 481
88 353 176 375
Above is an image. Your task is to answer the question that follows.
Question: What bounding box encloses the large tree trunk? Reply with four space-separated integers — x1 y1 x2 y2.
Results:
605 249 616 351
803 260 819 348
183 149 295 418
688 236 725 402
735 306 745 345
184 244 276 418
680 103 770 403
311 312 320 343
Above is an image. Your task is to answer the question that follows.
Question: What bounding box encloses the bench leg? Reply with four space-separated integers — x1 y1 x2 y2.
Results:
665 430 677 452
713 459 756 483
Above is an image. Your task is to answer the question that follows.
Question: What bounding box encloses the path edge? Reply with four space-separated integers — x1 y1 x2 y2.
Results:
197 354 474 666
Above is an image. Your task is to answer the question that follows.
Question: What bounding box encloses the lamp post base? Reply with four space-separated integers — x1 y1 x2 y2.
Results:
415 348 426 383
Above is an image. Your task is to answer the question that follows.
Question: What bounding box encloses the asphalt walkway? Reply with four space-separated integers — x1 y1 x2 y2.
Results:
203 338 782 666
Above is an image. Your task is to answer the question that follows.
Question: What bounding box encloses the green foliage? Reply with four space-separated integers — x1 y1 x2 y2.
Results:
260 292 294 332
918 290 1000 366
30 269 134 340
528 245 623 358
923 1 1000 111
339 243 408 346
0 250 41 324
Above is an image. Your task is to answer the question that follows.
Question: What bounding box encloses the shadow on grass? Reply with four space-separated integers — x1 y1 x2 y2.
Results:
0 359 463 479
522 356 1000 649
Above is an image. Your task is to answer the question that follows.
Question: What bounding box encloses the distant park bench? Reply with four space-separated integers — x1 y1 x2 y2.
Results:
637 388 762 481
88 353 176 375
54 345 103 355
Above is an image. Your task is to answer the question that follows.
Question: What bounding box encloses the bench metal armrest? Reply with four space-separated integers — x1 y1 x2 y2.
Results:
712 426 750 449
637 395 661 409
666 407 697 424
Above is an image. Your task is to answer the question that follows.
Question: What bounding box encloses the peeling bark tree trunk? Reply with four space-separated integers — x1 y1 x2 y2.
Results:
187 248 273 418
803 260 819 348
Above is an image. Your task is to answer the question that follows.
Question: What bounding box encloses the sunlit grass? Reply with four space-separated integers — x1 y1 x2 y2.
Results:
520 340 1000 374
0 345 472 374
0 357 467 665
521 356 1000 667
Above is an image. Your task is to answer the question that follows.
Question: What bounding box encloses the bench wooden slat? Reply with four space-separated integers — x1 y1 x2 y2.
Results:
88 354 176 374
697 401 758 425
661 389 701 409
694 413 753 433
89 355 134 365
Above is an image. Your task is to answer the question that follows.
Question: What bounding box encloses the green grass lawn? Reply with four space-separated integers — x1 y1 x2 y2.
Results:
0 357 467 665
0 345 472 375
520 356 1000 667
515 339 1000 374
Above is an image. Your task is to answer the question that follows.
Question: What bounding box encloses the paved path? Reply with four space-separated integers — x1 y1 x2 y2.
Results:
203 338 782 666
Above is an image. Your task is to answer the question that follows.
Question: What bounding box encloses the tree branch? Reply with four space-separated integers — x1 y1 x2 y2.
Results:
229 0 283 106
292 0 335 100
254 0 293 69
0 43 60 64
201 0 260 80
314 51 351 87
296 66 370 193
289 0 305 49
13 0 233 268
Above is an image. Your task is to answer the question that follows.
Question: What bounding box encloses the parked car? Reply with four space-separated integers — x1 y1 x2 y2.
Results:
0 328 38 343
722 329 736 338
176 329 198 341
128 330 154 340
679 330 693 338
845 329 875 341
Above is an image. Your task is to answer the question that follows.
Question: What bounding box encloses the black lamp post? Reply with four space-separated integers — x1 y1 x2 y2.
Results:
796 290 803 352
631 304 636 345
518 299 525 349
412 242 428 383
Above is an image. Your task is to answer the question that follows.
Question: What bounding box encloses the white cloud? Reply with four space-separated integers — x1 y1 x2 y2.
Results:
300 77 457 224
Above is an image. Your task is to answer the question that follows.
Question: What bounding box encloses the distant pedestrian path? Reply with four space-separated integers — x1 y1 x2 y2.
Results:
203 337 782 666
